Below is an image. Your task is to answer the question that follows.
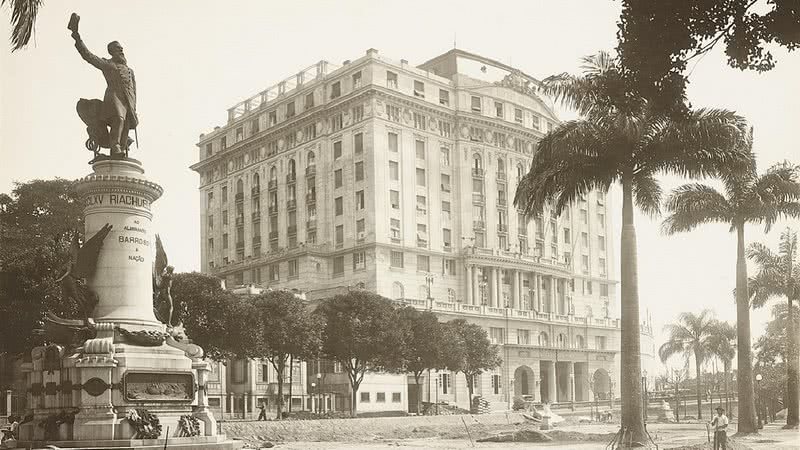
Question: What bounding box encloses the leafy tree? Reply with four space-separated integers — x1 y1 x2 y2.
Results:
252 290 324 420
707 320 737 413
659 310 717 419
442 319 501 402
0 179 83 354
391 307 447 414
617 0 800 115
316 291 405 417
171 272 259 361
1 0 42 51
748 229 800 428
754 303 800 425
663 160 800 431
513 52 748 442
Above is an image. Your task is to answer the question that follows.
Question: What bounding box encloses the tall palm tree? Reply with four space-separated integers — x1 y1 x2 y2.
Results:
708 321 736 413
663 160 800 431
513 51 749 444
659 310 716 419
2 0 42 51
748 228 800 428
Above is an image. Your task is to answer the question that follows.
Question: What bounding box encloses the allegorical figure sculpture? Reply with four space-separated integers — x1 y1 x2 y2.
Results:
68 13 138 159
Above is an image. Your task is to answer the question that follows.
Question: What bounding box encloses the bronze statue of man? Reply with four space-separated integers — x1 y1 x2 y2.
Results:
68 13 137 156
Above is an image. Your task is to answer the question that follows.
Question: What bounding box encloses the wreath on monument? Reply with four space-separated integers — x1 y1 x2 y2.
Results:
126 408 162 439
177 414 201 437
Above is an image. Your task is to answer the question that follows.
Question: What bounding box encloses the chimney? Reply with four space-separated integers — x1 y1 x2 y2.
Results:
366 48 379 58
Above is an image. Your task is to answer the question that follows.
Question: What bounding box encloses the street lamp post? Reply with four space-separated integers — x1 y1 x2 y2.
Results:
755 373 763 429
310 382 317 414
316 372 322 414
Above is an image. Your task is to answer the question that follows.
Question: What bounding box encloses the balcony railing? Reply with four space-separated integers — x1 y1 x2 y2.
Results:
306 219 317 230
286 173 297 184
235 192 244 202
472 168 484 178
473 220 485 230
498 224 508 233
235 216 244 226
268 180 278 191
269 231 278 240
268 205 278 215
287 199 297 210
306 193 316 205
252 235 261 245
235 241 244 250
251 211 261 221
251 187 260 197
306 165 317 177
496 172 506 181
472 193 485 204
498 197 507 207
519 227 528 236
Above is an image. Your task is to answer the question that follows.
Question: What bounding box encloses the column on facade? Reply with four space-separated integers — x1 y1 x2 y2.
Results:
549 276 557 314
517 271 524 309
535 273 542 311
511 269 520 309
466 265 473 305
490 267 498 307
472 265 480 305
547 362 557 404
568 362 575 403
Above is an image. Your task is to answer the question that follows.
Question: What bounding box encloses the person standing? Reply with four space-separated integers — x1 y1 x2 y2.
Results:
257 402 267 421
710 406 728 450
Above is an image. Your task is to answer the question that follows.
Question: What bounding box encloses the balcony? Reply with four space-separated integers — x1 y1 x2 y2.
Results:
472 193 485 204
498 198 507 207
498 224 508 233
287 199 297 210
252 235 261 245
473 220 485 230
519 227 528 237
251 186 260 197
268 180 278 191
251 211 261 221
287 225 297 236
306 219 317 230
472 168 484 179
235 192 244 203
306 193 316 205
306 165 317 177
286 173 297 184
269 231 278 241
268 205 278 215
235 215 244 226
496 172 506 181
235 241 244 250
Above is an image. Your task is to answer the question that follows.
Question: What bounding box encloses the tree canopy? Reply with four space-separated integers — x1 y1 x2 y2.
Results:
442 319 501 399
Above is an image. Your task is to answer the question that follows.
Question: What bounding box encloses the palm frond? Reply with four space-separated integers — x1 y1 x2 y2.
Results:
658 338 687 364
661 183 731 234
632 171 663 217
750 162 800 231
2 0 42 51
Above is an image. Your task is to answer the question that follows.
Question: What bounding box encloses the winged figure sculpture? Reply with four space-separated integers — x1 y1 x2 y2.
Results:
152 235 176 326
56 223 113 318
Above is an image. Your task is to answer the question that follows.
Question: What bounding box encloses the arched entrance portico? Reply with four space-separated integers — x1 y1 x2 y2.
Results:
592 368 611 400
514 365 535 399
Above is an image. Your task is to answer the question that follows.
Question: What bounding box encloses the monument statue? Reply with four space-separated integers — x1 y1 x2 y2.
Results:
68 13 138 159
152 235 177 327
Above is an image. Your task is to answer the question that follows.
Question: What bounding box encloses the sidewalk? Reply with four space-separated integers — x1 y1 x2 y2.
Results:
734 423 800 449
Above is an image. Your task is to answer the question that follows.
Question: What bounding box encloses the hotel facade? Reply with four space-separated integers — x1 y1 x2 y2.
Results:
192 49 655 414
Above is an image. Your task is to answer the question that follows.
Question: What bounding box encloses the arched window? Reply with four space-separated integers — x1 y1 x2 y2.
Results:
252 172 260 189
473 154 483 170
447 288 456 303
538 332 549 347
269 166 277 181
308 151 316 167
236 178 244 195
392 282 404 300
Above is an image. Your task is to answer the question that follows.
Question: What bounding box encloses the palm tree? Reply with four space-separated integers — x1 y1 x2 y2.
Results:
659 310 717 419
2 0 42 51
748 228 800 428
513 51 749 444
663 160 800 431
708 321 736 413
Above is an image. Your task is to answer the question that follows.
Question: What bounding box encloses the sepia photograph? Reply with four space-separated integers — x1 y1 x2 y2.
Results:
0 1 798 449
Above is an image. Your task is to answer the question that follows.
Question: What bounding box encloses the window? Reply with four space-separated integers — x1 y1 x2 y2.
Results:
442 201 451 222
333 140 342 159
391 250 404 268
416 168 426 186
390 190 400 209
352 71 362 89
221 186 228 202
413 80 425 98
598 212 606 227
439 120 452 137
417 254 430 271
599 235 606 251
515 108 523 124
386 71 398 88
386 104 400 122
353 251 366 270
443 258 456 276
388 132 398 152
205 143 213 157
352 104 364 122
581 209 588 224
360 392 370 403
355 161 364 181
415 139 425 159
305 92 314 109
564 228 571 244
334 196 343 216
582 232 589 247
356 218 365 234
492 374 502 394
350 191 363 211
441 373 450 394
439 89 449 106
493 131 507 148
584 279 593 295
416 195 427 214
469 126 483 142
268 111 277 126
443 228 452 249
390 217 401 239
413 112 426 130
392 392 401 403
354 132 363 154
223 233 229 249
600 283 609 297
440 147 450 166
334 169 343 188
389 161 399 181
471 96 481 112
441 173 451 192
582 255 590 273
595 336 607 350
207 191 214 208
331 114 343 131
495 101 504 118
286 101 295 118
599 258 607 276
517 329 530 345
376 392 386 403
335 225 344 246
330 81 341 99
489 327 505 344
236 127 243 142
269 264 279 281
288 259 298 278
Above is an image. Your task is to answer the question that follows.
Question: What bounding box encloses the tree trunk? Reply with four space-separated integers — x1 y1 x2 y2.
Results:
786 297 799 427
288 354 294 414
275 367 284 420
724 363 729 414
414 373 423 415
695 355 703 419
735 224 758 432
619 176 647 445
349 370 360 418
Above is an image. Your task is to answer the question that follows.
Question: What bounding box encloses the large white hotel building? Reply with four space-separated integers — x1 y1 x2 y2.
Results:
191 48 655 415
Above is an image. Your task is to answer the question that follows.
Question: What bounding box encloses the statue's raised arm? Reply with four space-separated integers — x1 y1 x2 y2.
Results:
68 12 138 159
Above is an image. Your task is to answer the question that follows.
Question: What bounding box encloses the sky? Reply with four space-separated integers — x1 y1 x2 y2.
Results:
2 1 798 373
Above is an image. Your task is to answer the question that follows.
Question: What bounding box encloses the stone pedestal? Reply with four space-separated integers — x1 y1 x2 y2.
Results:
17 158 239 449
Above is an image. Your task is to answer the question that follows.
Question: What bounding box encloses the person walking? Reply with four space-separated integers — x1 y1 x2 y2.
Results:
257 402 267 421
710 406 729 450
